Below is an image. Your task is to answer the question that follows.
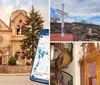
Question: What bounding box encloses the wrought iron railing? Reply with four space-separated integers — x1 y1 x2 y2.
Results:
50 54 73 85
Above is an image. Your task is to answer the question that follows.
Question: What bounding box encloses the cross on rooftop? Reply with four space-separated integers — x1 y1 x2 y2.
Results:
56 3 68 37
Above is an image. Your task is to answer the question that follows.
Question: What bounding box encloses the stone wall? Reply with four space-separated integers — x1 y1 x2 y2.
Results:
0 65 32 73
0 66 5 73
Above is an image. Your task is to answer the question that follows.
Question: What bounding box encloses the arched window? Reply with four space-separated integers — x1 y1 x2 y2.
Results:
16 25 20 35
21 26 24 35
0 52 2 65
15 52 18 60
19 20 22 23
15 51 20 60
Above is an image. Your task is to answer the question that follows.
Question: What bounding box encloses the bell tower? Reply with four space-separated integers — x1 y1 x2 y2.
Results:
10 10 27 36
9 10 27 65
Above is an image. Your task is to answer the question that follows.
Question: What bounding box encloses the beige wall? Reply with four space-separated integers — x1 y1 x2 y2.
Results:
0 32 11 47
0 32 11 65
11 41 21 56
0 20 9 30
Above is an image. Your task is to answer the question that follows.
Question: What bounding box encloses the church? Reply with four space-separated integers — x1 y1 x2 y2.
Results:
0 10 28 65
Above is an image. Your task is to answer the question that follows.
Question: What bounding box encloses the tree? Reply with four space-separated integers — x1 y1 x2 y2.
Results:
21 6 44 61
50 15 60 23
81 20 87 24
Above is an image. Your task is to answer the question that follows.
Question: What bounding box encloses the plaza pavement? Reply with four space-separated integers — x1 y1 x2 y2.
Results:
0 73 30 76
0 76 46 85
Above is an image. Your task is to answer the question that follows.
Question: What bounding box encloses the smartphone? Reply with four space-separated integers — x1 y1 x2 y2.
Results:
30 29 50 84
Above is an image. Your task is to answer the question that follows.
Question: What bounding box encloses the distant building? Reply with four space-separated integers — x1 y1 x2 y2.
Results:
88 28 92 35
0 10 29 65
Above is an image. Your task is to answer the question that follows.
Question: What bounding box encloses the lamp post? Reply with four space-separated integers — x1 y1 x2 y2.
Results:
6 45 12 65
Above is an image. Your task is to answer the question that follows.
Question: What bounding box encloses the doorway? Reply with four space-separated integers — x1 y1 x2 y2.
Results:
87 61 96 85
0 52 2 65
81 57 98 85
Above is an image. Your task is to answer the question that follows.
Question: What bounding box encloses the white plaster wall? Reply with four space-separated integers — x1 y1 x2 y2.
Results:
63 43 83 85
62 58 75 84
74 43 83 85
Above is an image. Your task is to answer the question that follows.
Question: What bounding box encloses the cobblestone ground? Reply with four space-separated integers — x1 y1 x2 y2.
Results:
0 76 46 85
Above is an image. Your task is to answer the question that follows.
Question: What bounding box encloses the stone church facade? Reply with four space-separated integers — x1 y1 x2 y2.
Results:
0 10 28 65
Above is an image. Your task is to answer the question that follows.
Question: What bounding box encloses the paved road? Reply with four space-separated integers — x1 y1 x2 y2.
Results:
0 76 46 85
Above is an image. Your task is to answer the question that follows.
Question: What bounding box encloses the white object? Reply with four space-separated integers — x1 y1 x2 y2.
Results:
56 3 68 37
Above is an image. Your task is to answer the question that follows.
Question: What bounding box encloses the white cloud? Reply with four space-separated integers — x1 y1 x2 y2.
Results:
0 0 49 28
51 0 100 24
51 0 100 17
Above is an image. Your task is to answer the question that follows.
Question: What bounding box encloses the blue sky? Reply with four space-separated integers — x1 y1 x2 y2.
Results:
0 0 49 28
51 0 100 25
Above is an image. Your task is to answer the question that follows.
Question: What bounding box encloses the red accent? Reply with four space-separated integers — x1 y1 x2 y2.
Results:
60 57 63 66
50 33 73 41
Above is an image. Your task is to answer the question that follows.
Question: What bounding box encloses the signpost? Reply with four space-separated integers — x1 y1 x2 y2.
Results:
56 3 68 37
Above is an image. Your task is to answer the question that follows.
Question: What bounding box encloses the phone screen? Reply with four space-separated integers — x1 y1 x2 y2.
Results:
30 29 50 84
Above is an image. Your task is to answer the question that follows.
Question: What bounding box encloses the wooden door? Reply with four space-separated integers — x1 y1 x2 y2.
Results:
0 57 2 65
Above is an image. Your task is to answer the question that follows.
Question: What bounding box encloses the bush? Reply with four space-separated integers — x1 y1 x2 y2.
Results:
8 57 16 66
26 62 31 66
21 55 25 60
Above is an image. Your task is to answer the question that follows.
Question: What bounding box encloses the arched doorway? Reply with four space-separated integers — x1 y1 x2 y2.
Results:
80 43 100 85
0 52 2 65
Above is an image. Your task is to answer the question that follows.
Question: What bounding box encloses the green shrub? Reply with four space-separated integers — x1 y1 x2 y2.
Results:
21 55 25 60
26 62 31 66
8 57 16 65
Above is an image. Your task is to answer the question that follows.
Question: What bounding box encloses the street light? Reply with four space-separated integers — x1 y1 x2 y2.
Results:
5 45 12 65
6 51 9 56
